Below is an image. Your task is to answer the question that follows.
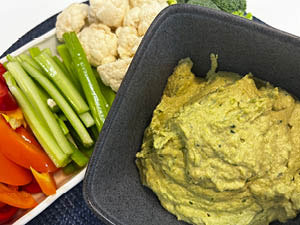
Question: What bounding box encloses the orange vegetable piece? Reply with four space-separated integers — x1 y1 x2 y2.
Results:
0 152 32 186
0 115 57 173
15 126 42 148
30 168 56 196
0 183 37 209
1 107 23 118
1 107 25 129
6 185 19 192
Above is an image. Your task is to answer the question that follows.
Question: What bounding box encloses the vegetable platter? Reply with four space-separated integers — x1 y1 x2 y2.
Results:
0 28 104 225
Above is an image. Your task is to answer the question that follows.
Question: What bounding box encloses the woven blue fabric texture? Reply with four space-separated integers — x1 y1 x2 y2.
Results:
28 182 104 225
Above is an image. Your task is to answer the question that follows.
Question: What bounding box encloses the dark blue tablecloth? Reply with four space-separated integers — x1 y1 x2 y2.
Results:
28 182 104 225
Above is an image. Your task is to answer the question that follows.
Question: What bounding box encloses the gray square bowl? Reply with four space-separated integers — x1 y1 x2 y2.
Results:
83 4 300 225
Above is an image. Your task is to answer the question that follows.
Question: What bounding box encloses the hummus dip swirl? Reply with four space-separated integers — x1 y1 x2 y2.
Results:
136 55 300 225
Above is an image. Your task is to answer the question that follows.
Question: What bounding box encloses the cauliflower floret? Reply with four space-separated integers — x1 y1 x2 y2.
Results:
89 0 130 28
116 26 142 59
97 58 132 91
78 23 118 67
123 2 168 36
129 0 168 7
123 7 141 28
87 7 98 25
56 3 89 42
138 2 168 36
131 37 142 55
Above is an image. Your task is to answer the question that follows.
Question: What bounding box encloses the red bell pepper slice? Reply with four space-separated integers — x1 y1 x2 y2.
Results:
0 64 18 111
0 64 6 84
0 205 18 225
22 178 41 194
0 81 18 112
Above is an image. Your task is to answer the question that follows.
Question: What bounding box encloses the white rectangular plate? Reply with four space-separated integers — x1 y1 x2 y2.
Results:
0 29 87 225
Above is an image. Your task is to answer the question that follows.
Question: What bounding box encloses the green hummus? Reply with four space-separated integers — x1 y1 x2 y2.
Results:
136 54 300 225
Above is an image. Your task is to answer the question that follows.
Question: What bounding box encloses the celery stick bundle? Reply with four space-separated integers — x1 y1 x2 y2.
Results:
4 32 115 171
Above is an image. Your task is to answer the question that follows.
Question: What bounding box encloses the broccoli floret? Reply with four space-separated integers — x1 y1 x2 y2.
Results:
186 0 220 10
211 0 246 13
167 0 177 5
232 10 253 20
168 0 185 5
167 0 186 4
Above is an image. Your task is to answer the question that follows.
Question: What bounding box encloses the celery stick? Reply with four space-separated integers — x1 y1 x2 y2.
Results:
68 129 94 158
42 48 52 57
3 61 8 69
56 44 82 93
34 52 89 114
4 72 68 167
22 61 93 147
37 82 50 103
83 147 94 158
98 82 115 107
57 44 74 75
19 54 42 73
7 61 74 155
66 134 89 167
6 54 16 62
67 121 95 151
79 111 95 128
63 32 109 132
54 113 69 135
29 47 41 58
52 55 82 93
52 56 70 79
59 113 67 121
15 56 23 64
89 125 99 141
63 162 79 175
67 121 86 146
93 68 115 107
67 123 94 157
70 143 89 167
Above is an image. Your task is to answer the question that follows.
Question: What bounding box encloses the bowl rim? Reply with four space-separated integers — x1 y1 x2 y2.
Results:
83 3 300 225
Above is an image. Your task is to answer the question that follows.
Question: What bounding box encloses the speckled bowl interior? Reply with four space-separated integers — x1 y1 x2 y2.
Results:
84 4 300 225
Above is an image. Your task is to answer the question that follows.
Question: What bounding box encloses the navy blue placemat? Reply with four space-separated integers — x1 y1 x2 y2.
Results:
29 182 104 225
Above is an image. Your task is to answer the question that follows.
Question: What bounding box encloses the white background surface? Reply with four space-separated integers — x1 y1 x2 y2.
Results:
0 0 300 56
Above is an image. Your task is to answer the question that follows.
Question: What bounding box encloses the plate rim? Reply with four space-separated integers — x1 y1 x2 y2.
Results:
0 29 87 225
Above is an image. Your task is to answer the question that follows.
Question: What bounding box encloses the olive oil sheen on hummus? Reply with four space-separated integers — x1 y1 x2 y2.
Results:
136 54 300 225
